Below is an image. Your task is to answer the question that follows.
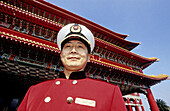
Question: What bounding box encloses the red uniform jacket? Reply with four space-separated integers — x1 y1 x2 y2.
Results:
18 72 127 111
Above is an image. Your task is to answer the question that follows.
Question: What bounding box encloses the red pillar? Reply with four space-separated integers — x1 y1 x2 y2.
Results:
134 98 140 111
146 88 159 111
139 99 145 111
127 98 133 111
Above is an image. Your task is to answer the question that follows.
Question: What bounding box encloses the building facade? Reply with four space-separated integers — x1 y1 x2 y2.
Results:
0 0 168 110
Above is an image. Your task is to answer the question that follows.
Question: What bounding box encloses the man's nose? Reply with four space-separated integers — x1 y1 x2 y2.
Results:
71 47 77 53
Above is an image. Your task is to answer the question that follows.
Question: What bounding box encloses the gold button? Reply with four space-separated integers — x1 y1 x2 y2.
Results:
44 97 51 103
73 80 77 85
67 97 73 104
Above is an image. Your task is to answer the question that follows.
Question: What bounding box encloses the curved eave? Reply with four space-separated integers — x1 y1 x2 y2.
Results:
101 34 140 51
125 39 141 51
95 37 158 65
121 40 140 51
21 0 128 40
149 74 168 81
90 57 169 82
140 57 160 70
0 26 60 53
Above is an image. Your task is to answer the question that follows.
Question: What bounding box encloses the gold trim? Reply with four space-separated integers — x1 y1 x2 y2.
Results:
4 2 64 28
0 31 59 51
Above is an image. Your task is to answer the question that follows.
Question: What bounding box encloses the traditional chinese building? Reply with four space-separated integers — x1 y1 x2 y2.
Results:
0 0 168 111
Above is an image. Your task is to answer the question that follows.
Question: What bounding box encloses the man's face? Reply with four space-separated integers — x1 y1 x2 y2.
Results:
60 40 90 71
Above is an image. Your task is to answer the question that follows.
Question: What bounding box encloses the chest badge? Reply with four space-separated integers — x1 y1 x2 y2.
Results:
75 97 96 107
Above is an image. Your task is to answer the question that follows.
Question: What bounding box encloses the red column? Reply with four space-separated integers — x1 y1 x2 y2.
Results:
146 88 159 111
134 98 140 111
127 98 133 111
139 99 145 111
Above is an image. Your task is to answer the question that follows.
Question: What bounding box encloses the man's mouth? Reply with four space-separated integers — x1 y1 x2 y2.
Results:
67 57 80 60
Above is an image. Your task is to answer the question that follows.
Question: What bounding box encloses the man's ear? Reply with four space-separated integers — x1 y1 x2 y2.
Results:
87 54 90 62
60 52 62 61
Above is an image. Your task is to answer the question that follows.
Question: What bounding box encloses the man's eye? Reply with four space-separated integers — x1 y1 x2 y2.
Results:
78 45 83 48
65 45 71 47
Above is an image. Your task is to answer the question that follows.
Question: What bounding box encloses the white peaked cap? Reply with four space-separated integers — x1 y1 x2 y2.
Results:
57 23 95 53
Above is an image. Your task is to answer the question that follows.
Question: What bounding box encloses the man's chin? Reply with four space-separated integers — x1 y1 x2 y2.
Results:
66 66 82 71
68 64 80 68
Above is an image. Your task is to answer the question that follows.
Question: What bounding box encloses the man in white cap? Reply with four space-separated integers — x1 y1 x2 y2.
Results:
18 23 127 111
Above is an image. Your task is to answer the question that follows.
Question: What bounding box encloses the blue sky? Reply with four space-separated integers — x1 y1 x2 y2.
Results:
46 0 170 110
